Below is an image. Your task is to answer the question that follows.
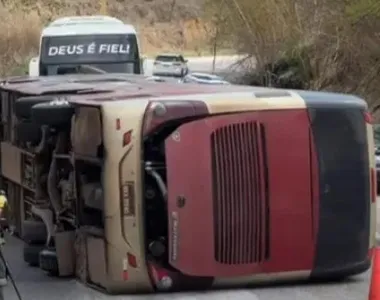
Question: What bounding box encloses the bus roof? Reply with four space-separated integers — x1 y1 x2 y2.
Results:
0 73 363 107
42 16 137 36
48 15 124 26
0 74 271 104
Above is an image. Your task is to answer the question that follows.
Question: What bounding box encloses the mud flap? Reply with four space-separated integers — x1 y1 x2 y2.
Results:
75 230 88 283
86 235 107 287
55 231 75 276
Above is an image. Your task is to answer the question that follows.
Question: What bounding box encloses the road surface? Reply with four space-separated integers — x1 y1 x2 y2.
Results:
2 210 375 300
0 236 371 300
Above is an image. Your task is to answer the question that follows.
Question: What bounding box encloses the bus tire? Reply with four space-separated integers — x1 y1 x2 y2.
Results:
16 121 42 145
22 220 47 244
39 249 59 276
31 101 75 127
14 96 55 119
23 244 44 267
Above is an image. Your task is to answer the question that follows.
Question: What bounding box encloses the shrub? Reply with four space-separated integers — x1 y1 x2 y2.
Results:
205 0 380 116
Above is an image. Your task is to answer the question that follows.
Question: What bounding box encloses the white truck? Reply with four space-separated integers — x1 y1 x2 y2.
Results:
29 15 144 76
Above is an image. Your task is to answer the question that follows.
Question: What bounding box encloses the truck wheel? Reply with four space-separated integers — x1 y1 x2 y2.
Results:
23 244 44 267
16 121 42 145
39 249 59 276
14 96 55 119
31 101 75 127
22 220 47 244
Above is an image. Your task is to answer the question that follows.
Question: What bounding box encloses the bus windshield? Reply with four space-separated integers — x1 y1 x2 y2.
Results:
39 33 141 75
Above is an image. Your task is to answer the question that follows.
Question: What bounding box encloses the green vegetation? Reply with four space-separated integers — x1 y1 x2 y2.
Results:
204 0 380 118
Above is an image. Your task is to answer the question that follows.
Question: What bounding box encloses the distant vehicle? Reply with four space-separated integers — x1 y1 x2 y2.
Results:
181 72 230 84
29 15 144 76
152 54 189 77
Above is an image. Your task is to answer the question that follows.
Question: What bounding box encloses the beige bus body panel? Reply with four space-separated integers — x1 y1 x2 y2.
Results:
100 99 153 293
201 90 306 113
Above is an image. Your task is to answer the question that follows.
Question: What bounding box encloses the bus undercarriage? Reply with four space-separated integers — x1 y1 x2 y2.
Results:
0 92 105 279
0 90 178 289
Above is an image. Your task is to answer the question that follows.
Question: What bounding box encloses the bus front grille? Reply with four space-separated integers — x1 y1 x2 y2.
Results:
211 121 270 264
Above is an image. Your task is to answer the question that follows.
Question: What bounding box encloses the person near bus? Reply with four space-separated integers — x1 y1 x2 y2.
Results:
0 190 8 289
0 191 7 241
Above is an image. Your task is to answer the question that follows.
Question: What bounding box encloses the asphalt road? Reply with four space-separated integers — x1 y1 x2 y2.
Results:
0 236 371 300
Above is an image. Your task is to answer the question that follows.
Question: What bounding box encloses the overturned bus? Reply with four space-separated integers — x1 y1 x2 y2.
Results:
0 74 375 294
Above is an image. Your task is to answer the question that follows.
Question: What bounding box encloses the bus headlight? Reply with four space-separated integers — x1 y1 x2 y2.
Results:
156 276 173 290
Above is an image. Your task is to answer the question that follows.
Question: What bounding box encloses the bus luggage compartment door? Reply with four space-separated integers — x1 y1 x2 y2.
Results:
165 110 316 277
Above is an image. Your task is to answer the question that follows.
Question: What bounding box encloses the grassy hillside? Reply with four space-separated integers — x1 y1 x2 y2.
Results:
0 0 212 75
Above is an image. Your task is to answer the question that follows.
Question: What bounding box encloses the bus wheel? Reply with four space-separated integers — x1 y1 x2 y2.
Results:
14 96 55 119
31 101 75 127
23 244 44 267
39 248 59 276
22 220 47 244
16 121 42 145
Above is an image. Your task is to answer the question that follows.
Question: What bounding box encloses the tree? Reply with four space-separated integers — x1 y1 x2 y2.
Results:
204 0 380 120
